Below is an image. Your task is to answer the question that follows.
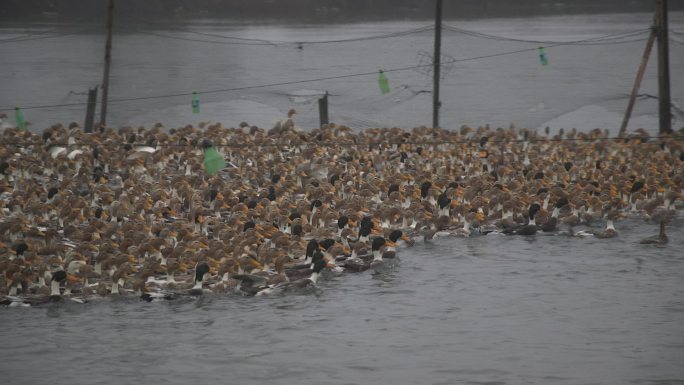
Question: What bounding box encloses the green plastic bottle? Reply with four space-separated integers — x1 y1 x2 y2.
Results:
192 91 200 113
378 70 390 94
15 107 26 130
538 47 548 66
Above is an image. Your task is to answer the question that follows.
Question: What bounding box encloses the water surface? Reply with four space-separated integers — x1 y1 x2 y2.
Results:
2 217 683 385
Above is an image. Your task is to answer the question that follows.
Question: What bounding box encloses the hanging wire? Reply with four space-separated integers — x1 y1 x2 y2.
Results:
283 25 434 45
121 13 433 46
137 25 434 46
0 28 66 42
442 25 651 45
136 30 276 46
0 16 98 43
0 27 99 44
0 27 657 113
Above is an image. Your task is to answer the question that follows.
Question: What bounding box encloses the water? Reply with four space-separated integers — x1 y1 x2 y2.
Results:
2 216 684 385
1 12 683 133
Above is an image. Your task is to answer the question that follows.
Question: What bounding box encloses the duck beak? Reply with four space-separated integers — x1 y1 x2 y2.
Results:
249 259 263 270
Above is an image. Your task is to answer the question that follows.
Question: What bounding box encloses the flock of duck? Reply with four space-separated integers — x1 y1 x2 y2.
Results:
1 119 682 306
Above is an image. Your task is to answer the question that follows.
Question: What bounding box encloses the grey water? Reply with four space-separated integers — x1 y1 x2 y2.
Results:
1 217 684 385
1 12 683 133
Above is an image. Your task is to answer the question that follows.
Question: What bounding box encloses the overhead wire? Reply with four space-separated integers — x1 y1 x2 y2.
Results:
442 25 651 45
0 26 99 44
120 13 434 46
0 26 661 113
136 30 276 45
136 25 434 46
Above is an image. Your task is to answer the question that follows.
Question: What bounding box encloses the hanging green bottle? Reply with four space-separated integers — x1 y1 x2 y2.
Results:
378 70 390 94
538 47 548 66
15 107 26 130
191 91 200 113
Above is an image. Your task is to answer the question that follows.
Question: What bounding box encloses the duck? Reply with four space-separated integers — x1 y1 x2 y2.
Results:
369 237 397 273
387 229 414 248
1 119 683 307
540 198 569 233
285 249 325 281
639 204 675 245
593 209 620 239
49 269 67 300
506 203 541 236
187 261 211 296
639 220 669 245
256 258 327 296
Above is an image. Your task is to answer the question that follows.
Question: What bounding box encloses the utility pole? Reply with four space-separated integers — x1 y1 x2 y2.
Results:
432 0 443 128
318 92 329 127
100 0 114 126
656 0 672 134
619 27 657 136
84 85 99 133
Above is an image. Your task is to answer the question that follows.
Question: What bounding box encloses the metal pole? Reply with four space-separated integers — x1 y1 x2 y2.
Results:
85 86 99 133
432 0 443 128
100 0 114 126
619 29 656 137
656 0 672 134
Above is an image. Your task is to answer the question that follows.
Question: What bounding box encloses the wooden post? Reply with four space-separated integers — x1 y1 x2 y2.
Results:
100 0 114 126
432 0 443 128
318 91 329 127
619 29 656 137
656 0 672 134
84 86 98 133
